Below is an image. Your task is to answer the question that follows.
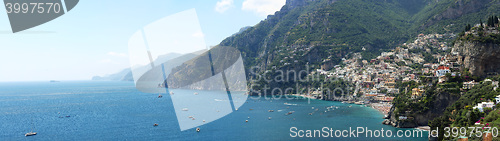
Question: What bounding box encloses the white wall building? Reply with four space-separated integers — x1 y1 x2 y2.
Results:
473 102 496 112
496 95 500 104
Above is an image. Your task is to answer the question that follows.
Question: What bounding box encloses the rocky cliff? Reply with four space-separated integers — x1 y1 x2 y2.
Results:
384 91 460 128
455 40 500 77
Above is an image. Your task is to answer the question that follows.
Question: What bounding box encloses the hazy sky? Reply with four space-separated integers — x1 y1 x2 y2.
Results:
0 0 286 82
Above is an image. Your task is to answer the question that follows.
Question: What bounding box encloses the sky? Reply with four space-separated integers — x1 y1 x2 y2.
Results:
0 0 286 82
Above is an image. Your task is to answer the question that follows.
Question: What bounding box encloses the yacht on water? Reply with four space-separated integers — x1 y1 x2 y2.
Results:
25 132 37 136
26 119 37 137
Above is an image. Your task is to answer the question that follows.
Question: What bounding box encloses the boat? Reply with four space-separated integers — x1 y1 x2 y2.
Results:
268 110 274 112
245 120 248 122
348 105 352 107
268 117 272 120
25 116 39 137
194 92 198 95
285 111 294 115
196 128 200 132
170 91 174 95
25 132 37 136
158 94 163 98
153 123 158 127
182 108 189 111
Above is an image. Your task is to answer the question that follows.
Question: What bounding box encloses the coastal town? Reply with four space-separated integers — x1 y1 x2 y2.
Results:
305 31 500 120
299 33 455 115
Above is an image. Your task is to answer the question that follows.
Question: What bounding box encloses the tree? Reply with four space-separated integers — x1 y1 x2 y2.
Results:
495 16 499 26
465 24 471 31
480 19 484 28
488 16 492 27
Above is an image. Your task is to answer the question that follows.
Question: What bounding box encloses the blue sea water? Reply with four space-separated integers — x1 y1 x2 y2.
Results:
0 81 427 140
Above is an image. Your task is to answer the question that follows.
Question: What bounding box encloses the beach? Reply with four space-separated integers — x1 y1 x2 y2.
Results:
368 102 393 115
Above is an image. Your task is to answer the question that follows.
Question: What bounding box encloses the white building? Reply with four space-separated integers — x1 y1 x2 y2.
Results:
473 102 496 112
435 66 450 77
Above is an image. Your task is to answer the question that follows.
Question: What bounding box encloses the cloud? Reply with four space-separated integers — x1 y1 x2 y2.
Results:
107 52 127 57
215 0 234 13
242 0 286 17
192 31 205 38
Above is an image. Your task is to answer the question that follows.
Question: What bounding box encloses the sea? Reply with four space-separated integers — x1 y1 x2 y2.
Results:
0 81 428 141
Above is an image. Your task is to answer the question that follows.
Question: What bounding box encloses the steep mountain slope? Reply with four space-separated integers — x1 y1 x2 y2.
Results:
412 0 500 34
100 0 500 86
218 0 500 84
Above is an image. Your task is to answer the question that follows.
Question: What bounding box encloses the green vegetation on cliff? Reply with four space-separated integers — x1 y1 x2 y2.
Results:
220 0 500 77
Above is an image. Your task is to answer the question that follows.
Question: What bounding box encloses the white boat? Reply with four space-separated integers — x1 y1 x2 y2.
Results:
194 92 199 95
25 132 37 136
182 108 189 111
170 91 174 95
26 118 37 137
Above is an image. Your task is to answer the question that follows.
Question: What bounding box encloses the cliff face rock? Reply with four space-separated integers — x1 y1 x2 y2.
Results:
385 91 460 128
429 0 489 21
455 40 500 77
420 0 491 30
413 91 460 126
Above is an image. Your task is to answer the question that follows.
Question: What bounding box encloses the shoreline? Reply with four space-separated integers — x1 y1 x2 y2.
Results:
287 94 392 116
367 102 392 116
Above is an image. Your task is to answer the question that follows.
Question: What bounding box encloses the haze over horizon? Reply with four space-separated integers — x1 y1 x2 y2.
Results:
0 0 286 82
